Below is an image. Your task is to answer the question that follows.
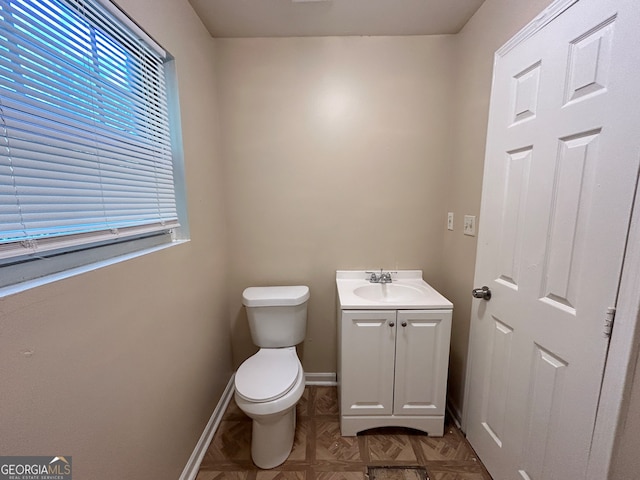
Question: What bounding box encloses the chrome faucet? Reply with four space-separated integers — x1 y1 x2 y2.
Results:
366 269 395 284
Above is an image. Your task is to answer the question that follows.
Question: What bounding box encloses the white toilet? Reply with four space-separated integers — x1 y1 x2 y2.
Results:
234 285 309 469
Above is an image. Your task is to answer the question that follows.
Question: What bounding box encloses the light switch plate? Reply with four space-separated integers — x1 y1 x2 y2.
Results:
447 212 454 231
464 215 476 236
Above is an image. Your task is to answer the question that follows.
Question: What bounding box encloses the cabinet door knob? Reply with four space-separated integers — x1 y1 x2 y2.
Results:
401 321 407 327
389 321 395 327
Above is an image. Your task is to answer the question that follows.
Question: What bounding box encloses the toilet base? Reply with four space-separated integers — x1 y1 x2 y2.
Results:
251 406 297 469
235 364 305 469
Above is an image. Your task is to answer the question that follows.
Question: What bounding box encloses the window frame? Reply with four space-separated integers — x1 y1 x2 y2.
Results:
0 0 188 292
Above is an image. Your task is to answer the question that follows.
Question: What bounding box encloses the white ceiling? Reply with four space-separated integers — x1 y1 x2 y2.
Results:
188 0 486 38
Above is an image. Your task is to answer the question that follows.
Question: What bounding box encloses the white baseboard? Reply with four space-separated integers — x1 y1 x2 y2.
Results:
179 374 235 480
305 372 337 385
446 400 463 431
179 371 336 479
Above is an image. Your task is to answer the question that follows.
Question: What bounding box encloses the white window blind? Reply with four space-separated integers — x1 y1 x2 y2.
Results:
0 0 178 263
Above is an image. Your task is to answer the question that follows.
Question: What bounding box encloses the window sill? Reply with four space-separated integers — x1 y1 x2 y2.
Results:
0 239 190 299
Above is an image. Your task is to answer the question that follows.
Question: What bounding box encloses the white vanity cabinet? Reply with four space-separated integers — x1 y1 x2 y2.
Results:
338 308 452 436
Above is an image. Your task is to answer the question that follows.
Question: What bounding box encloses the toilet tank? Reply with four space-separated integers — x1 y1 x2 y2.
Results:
242 286 309 348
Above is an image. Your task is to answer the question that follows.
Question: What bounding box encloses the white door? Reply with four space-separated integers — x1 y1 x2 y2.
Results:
394 310 451 416
464 0 640 479
340 310 396 416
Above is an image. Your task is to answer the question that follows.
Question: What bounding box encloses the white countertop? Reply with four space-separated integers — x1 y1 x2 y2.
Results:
336 270 453 310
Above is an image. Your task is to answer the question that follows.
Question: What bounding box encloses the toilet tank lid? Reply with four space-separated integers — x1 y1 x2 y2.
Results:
242 285 310 307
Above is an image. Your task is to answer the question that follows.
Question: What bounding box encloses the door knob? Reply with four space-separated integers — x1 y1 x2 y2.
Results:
389 321 395 327
472 286 492 300
401 321 407 327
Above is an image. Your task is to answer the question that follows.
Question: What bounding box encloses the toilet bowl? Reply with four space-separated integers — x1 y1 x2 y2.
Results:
234 347 305 469
234 285 309 469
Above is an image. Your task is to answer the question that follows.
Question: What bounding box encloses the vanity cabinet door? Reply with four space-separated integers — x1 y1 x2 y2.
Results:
340 310 396 416
393 310 452 416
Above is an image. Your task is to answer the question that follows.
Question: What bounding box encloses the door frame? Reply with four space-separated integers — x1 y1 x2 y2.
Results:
588 162 640 478
460 0 640 477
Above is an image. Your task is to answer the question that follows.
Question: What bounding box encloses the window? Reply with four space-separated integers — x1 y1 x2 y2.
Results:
0 0 184 286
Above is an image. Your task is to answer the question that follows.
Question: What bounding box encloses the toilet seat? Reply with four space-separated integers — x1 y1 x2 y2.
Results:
235 347 301 403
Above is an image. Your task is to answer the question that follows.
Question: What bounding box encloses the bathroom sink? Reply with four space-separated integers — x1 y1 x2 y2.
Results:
336 270 453 310
353 283 426 302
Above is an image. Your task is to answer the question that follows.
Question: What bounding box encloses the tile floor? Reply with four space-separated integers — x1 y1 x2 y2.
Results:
197 386 493 480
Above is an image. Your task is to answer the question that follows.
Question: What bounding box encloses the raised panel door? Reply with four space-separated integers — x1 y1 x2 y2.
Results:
394 310 452 416
465 1 640 478
340 310 396 416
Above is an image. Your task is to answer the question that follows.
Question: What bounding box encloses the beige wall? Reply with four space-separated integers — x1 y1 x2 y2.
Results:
10 1 631 478
216 1 555 411
216 36 456 370
441 0 554 416
0 1 231 479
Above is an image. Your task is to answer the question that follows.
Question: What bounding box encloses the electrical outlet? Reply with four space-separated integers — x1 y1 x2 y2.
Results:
447 212 454 231
464 215 476 236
